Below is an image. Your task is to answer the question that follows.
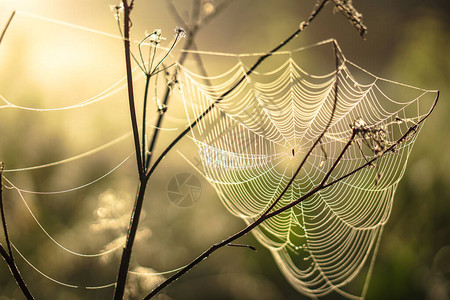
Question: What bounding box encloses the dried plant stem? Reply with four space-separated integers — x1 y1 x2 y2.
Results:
144 133 354 299
0 246 35 300
142 74 152 167
122 1 144 177
114 180 149 300
113 1 145 299
145 0 233 168
115 1 235 298
0 164 35 300
0 11 35 300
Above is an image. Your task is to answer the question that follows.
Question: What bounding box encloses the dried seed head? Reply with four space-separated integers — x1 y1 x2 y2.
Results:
110 3 124 20
146 29 165 44
174 26 186 39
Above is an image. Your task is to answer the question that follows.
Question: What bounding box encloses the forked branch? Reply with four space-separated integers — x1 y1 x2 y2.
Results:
0 11 35 300
0 163 35 300
145 91 439 299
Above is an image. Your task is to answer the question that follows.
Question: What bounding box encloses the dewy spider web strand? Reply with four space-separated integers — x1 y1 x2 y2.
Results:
3 154 132 195
12 243 190 285
179 39 438 299
10 241 190 290
3 178 122 257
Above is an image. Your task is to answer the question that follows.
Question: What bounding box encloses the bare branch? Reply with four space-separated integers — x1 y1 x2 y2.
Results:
227 243 257 251
145 1 233 169
268 92 439 218
0 165 35 299
0 244 35 300
144 52 439 300
121 0 144 177
0 163 12 258
114 2 146 299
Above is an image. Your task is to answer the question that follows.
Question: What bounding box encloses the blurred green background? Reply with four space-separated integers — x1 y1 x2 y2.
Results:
0 0 448 299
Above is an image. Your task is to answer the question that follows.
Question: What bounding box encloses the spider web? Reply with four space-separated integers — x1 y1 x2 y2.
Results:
179 40 438 299
0 10 438 298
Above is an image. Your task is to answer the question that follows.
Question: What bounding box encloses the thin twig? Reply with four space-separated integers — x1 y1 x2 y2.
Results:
0 13 35 300
142 74 152 167
0 11 15 45
0 244 35 300
226 243 256 251
114 1 146 299
116 2 234 298
145 0 233 168
114 180 149 300
267 93 439 218
0 163 12 257
121 0 144 177
144 136 352 300
0 164 35 299
265 133 355 219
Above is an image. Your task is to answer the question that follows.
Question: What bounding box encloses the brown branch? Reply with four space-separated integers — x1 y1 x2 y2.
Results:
121 0 144 177
0 15 34 299
0 244 35 300
144 93 438 299
114 180 149 300
116 1 235 298
268 92 439 218
0 163 12 258
144 133 354 300
0 164 34 299
113 1 146 299
145 0 234 169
